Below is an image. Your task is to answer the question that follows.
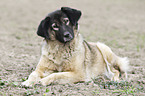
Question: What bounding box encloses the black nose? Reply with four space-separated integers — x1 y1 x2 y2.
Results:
64 32 71 38
63 32 73 42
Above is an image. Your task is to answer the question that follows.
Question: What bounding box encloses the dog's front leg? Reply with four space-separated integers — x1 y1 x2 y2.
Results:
40 72 82 86
22 70 43 87
22 56 48 87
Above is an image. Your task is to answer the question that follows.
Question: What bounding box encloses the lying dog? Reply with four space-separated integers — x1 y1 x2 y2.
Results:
22 7 129 87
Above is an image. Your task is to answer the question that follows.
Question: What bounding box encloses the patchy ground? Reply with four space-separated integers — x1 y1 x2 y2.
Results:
0 0 145 95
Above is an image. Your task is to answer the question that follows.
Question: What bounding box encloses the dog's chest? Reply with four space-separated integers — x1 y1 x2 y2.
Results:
42 41 75 66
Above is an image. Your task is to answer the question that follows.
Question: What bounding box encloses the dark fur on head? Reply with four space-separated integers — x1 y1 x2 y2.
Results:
37 7 82 43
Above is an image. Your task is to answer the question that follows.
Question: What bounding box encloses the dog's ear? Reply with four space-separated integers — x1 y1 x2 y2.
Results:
61 7 82 25
37 17 50 39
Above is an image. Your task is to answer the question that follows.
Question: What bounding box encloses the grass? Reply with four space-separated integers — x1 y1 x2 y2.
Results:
112 85 136 96
93 78 144 95
136 34 145 52
0 78 144 96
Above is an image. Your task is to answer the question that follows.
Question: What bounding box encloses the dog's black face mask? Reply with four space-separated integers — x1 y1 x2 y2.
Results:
37 7 82 43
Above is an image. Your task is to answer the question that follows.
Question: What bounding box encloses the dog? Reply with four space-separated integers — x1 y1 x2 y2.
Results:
22 7 129 87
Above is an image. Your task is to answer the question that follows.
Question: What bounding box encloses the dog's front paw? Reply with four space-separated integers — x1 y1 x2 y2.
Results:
39 79 48 86
39 78 53 86
22 80 34 87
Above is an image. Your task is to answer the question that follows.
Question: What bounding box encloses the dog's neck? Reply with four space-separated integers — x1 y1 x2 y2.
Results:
41 32 84 65
45 37 76 51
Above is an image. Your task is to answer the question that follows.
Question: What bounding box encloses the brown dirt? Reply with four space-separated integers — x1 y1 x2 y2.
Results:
0 0 145 95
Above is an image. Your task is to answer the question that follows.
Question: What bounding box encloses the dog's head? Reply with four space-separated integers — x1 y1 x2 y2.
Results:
37 7 82 43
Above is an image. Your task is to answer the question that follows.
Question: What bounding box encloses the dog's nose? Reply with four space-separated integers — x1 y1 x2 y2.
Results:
64 32 73 42
64 32 72 38
64 32 69 38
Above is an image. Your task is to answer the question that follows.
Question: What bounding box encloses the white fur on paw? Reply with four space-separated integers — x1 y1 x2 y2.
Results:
39 78 53 86
22 80 34 87
39 79 48 86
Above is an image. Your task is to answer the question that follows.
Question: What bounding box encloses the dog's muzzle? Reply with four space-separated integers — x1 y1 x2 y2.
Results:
63 31 73 42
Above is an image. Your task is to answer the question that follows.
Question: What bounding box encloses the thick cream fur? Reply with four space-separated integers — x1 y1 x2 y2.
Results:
22 33 129 86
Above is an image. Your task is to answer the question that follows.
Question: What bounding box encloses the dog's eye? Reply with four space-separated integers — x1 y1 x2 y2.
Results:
63 18 69 25
52 23 59 31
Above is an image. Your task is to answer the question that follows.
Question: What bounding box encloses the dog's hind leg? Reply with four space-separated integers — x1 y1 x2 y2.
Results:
103 58 114 80
102 56 121 81
96 42 129 81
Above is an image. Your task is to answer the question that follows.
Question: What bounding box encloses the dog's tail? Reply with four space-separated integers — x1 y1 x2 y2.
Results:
96 42 129 80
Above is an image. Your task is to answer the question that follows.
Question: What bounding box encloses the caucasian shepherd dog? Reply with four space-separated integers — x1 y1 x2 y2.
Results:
22 7 129 87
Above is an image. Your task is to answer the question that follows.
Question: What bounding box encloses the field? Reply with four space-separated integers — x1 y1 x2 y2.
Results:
0 0 145 95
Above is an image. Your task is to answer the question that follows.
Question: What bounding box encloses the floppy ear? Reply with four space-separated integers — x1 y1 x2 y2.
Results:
61 7 82 25
37 17 50 39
